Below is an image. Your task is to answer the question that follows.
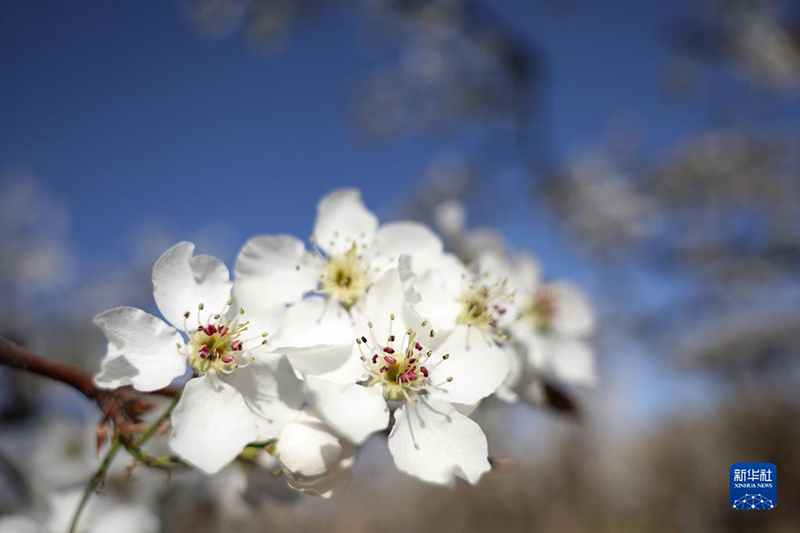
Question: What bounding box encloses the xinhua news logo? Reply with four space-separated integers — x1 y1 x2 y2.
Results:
730 463 777 510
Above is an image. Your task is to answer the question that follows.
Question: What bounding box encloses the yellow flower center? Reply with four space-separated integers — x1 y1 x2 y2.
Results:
319 244 370 307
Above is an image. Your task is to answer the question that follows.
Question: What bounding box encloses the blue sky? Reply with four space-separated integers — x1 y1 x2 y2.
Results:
0 0 736 428
0 0 704 270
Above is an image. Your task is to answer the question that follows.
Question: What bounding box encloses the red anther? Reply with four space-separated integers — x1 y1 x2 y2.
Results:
421 366 429 377
409 366 417 372
221 356 234 364
489 319 498 328
372 354 378 364
219 325 229 336
230 340 243 351
408 358 416 364
215 348 222 357
495 306 506 315
199 345 210 359
407 374 418 381
415 342 423 351
380 366 388 373
383 346 395 354
384 355 397 365
398 374 407 383
204 324 218 335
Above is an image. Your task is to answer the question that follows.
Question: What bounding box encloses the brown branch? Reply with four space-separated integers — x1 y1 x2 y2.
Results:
0 337 179 425
0 337 97 398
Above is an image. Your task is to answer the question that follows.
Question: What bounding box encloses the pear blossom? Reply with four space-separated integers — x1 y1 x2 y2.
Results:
398 249 519 405
93 242 306 474
303 267 507 486
477 250 597 392
234 189 446 365
275 409 355 498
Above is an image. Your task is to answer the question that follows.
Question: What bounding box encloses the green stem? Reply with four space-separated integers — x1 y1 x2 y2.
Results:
68 437 123 533
69 392 183 533
136 392 182 448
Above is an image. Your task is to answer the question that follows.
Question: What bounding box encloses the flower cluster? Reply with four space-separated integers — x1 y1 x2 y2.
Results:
93 189 595 495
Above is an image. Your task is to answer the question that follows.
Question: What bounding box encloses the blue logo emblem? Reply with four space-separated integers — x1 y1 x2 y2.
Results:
730 463 777 510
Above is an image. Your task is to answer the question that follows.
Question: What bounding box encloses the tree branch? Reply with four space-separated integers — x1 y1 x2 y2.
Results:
0 337 179 425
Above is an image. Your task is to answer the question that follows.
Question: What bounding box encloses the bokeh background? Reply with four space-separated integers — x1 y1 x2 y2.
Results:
2 0 800 531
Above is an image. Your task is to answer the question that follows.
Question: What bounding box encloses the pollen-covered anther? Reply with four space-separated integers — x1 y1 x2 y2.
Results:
182 303 262 377
356 317 452 402
318 242 371 307
456 275 515 338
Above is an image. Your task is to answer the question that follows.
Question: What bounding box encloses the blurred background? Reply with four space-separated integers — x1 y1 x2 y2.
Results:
1 0 799 531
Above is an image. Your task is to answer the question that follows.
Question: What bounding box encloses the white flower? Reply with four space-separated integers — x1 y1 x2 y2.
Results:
234 189 445 368
303 267 507 486
478 250 597 389
399 249 518 404
276 409 355 498
93 242 306 474
0 489 159 533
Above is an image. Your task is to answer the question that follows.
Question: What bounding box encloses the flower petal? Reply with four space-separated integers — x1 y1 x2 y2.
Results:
169 376 258 474
152 242 232 329
369 221 444 275
495 344 523 403
313 189 378 256
388 398 490 486
546 338 597 387
94 307 186 392
277 410 355 498
359 268 417 342
511 252 542 295
427 325 508 406
225 354 304 441
304 377 388 445
269 297 355 376
546 281 595 337
234 235 323 328
407 254 466 331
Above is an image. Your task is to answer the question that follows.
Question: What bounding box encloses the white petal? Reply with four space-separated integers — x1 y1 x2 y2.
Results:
369 221 444 275
495 344 523 403
427 325 508 406
269 297 355 376
304 377 388 445
359 269 416 342
511 252 542 295
546 281 595 337
169 376 258 474
388 398 490 486
234 235 323 327
513 328 548 370
94 307 186 392
546 338 597 387
409 254 466 331
152 242 232 329
313 189 378 256
225 354 304 441
277 410 355 498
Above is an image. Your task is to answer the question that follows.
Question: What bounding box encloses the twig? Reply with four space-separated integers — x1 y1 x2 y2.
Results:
0 337 179 427
68 436 123 533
